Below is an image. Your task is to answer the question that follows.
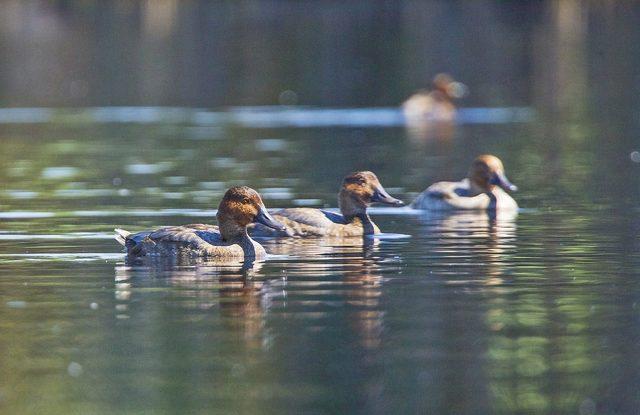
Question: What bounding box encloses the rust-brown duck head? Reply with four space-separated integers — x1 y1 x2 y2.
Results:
338 171 404 219
216 186 285 240
468 155 518 194
432 73 468 100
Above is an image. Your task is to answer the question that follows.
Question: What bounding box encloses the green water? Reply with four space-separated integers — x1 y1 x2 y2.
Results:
0 108 639 414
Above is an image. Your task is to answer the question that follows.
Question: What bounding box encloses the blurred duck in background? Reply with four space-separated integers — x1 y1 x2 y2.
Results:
115 186 285 259
250 171 404 237
411 155 518 211
402 73 468 123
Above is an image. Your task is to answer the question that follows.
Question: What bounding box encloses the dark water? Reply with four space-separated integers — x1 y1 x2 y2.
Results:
2 1 640 414
1 107 639 415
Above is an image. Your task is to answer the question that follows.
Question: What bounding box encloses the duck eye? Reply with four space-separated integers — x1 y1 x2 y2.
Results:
345 177 365 186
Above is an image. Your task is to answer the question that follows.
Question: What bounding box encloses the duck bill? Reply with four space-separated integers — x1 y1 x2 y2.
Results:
448 82 469 99
491 172 518 192
254 206 286 231
371 186 405 207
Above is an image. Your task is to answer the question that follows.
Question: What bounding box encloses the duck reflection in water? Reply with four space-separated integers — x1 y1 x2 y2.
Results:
417 209 517 287
115 231 395 353
115 261 269 349
342 255 388 350
259 234 392 350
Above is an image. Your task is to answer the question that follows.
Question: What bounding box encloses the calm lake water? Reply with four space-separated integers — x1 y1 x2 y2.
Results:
0 106 639 415
2 1 640 414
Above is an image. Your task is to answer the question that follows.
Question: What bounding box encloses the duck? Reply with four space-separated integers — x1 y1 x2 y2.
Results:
402 73 468 123
411 155 518 211
250 171 404 237
114 186 285 259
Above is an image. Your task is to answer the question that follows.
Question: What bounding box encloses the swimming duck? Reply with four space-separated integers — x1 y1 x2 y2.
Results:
411 155 518 211
115 186 285 259
250 171 404 237
402 73 468 123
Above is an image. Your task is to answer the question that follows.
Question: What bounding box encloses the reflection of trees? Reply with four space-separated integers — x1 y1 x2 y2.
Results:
417 206 636 413
529 0 588 197
257 236 397 411
525 1 640 207
414 210 517 412
0 1 541 107
479 207 639 413
533 0 587 120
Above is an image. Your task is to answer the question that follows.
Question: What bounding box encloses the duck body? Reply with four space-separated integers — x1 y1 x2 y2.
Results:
115 186 285 260
402 73 467 123
411 155 519 212
115 224 266 258
252 208 379 237
249 171 403 238
411 179 518 211
402 90 457 123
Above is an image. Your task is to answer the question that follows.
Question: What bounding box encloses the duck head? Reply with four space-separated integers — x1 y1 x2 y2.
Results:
216 186 285 240
432 73 468 100
338 171 404 219
468 155 518 195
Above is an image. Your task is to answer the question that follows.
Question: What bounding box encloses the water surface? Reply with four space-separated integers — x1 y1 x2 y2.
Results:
1 104 639 415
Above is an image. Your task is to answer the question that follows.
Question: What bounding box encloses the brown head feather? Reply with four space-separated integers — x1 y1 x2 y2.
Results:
338 171 381 218
432 73 455 94
431 73 466 100
216 186 264 239
468 155 506 192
